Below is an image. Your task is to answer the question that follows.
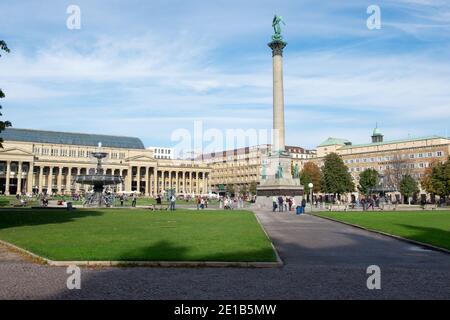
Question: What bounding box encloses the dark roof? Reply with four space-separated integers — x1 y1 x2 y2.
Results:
1 128 145 149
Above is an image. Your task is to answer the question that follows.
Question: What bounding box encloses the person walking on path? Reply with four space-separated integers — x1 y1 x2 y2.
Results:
301 198 307 213
278 196 284 212
272 196 277 212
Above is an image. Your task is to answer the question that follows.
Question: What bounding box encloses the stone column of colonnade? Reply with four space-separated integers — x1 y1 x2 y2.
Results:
48 166 54 193
57 167 62 194
66 167 72 194
38 166 44 194
26 163 33 194
16 161 22 194
5 161 11 195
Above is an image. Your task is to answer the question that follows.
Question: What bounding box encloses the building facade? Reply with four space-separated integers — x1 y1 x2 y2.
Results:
0 128 210 196
199 144 315 192
314 128 450 194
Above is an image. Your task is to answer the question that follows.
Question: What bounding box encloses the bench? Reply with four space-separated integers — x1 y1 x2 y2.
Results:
423 204 438 210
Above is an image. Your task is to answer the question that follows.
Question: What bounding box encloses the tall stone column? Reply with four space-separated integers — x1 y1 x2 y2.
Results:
49 166 54 193
75 168 80 193
27 163 34 195
126 167 132 192
182 171 186 194
17 161 22 195
154 169 158 195
268 40 287 153
66 167 72 195
57 167 63 194
5 161 11 195
38 166 44 194
196 171 200 195
144 166 149 196
175 171 179 194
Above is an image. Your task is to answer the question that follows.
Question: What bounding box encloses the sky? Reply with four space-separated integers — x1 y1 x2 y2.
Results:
0 0 450 154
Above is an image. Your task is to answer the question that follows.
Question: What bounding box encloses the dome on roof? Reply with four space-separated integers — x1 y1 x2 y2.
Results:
373 126 382 136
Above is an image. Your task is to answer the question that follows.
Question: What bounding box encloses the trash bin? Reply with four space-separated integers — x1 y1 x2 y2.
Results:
67 202 73 211
296 206 302 215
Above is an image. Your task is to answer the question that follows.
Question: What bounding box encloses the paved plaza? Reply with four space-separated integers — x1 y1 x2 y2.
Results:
1 210 449 300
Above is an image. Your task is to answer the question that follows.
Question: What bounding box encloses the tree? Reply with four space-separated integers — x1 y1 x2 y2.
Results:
249 181 257 195
384 154 412 191
358 168 379 195
431 162 447 198
321 153 354 195
300 162 321 193
226 184 235 195
0 40 11 148
420 161 438 195
400 174 418 205
240 184 248 195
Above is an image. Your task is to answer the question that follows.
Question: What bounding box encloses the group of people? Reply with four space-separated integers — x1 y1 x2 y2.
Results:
196 196 208 210
218 196 246 210
272 196 307 213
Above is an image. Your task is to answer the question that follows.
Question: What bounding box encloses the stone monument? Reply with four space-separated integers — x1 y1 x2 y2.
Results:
255 15 304 209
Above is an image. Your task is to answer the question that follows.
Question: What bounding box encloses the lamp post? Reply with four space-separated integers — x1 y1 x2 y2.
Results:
308 182 314 213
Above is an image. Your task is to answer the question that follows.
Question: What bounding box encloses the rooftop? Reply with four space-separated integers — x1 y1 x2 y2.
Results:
1 128 145 149
340 135 449 149
318 137 352 147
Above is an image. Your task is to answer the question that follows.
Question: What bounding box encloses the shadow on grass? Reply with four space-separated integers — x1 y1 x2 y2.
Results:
394 224 450 250
0 209 103 231
116 240 276 262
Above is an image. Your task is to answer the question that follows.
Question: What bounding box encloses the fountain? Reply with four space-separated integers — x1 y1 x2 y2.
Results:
74 142 124 207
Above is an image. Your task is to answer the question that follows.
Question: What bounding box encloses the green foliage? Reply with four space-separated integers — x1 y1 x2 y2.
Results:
300 162 321 193
226 184 235 195
321 153 354 195
240 184 248 195
0 40 12 148
426 157 450 197
400 174 419 200
358 168 379 195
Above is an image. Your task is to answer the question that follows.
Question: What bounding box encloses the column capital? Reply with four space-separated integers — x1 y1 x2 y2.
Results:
268 40 287 57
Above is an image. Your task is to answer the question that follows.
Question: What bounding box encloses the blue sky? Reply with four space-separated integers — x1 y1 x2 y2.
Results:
1 0 450 152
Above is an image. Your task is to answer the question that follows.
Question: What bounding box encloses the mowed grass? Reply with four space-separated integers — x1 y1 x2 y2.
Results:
316 211 450 250
0 209 276 262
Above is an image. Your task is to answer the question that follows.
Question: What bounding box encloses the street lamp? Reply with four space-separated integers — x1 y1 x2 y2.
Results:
308 183 314 213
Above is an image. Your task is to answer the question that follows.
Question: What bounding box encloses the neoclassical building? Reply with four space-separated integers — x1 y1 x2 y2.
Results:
0 128 210 196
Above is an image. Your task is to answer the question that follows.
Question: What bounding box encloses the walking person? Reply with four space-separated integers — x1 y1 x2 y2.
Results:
301 198 307 213
272 196 277 212
131 193 137 207
170 194 176 211
278 196 284 212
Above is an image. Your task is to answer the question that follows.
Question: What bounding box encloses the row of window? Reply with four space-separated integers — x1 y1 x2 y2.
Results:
33 146 126 159
349 162 431 173
345 151 444 164
154 149 171 154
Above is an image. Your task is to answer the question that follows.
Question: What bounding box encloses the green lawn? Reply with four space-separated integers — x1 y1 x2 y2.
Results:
0 209 275 262
316 211 450 250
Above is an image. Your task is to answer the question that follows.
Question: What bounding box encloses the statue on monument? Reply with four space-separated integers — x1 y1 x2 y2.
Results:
272 15 285 41
275 162 283 179
293 163 299 179
261 162 267 180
